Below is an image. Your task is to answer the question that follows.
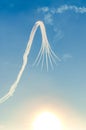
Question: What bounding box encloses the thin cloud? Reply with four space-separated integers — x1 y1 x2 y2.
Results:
38 5 86 14
37 7 49 13
37 5 86 26
56 5 86 14
53 29 64 43
44 13 53 25
62 54 72 61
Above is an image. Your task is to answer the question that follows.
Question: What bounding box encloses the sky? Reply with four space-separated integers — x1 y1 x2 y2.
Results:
0 0 86 130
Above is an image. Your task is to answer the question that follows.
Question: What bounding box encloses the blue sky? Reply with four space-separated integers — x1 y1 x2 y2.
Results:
0 0 86 130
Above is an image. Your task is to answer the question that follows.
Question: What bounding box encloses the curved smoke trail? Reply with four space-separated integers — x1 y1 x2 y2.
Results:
0 21 60 104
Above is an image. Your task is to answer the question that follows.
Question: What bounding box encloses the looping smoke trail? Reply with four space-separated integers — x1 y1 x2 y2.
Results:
0 21 60 104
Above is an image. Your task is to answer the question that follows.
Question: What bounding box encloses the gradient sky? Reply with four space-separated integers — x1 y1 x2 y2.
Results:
0 0 86 130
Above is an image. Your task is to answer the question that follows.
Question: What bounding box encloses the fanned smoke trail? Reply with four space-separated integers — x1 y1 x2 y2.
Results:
0 21 60 104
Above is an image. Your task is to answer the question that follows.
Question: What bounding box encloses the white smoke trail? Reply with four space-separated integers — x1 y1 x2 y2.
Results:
38 5 86 14
0 21 60 104
37 5 86 25
56 5 86 14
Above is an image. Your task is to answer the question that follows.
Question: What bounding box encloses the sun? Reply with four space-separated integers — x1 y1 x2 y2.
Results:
32 112 62 130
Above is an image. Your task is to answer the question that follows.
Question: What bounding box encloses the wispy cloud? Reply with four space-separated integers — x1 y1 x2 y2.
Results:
62 53 72 61
37 7 49 13
53 29 64 43
38 5 86 14
37 5 86 25
44 13 53 25
56 5 86 14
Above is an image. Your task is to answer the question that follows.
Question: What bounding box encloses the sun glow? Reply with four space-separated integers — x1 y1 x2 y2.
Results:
32 112 62 130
